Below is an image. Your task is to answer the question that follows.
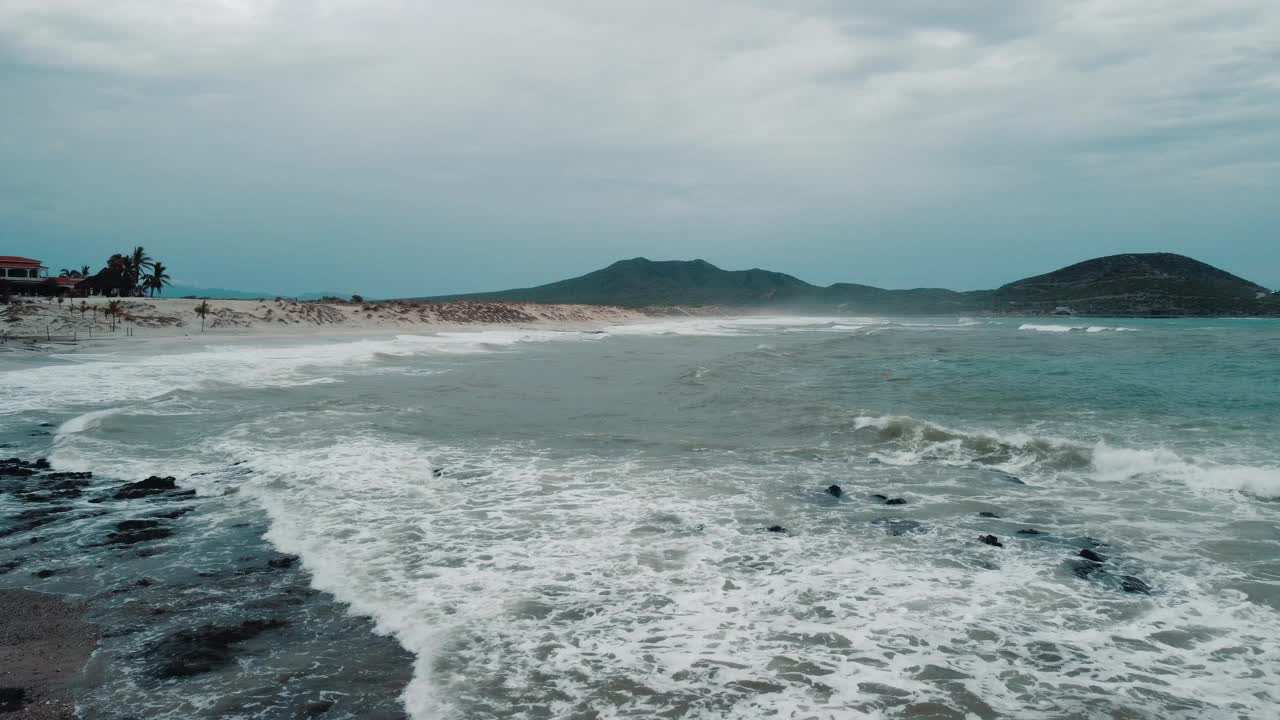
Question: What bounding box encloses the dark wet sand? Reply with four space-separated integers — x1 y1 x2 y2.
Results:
0 590 98 719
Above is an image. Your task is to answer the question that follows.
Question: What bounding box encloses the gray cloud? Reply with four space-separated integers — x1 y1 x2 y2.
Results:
2 0 1278 294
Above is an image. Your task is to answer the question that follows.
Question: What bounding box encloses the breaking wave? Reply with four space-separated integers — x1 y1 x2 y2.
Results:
852 414 1280 498
1018 323 1139 333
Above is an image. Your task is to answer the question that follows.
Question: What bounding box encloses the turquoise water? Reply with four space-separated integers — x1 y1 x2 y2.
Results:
3 316 1280 719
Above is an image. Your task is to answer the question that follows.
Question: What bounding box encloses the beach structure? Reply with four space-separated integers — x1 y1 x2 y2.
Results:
0 256 83 296
0 256 48 284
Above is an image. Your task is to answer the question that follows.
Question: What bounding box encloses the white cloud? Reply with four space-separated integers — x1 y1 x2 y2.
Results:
1 0 1277 292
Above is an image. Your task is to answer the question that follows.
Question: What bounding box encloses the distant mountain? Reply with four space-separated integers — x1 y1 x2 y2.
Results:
166 284 274 300
992 253 1272 316
427 258 819 306
414 254 1278 317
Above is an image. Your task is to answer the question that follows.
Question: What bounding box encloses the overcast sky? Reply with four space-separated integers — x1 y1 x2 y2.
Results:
3 1 1278 296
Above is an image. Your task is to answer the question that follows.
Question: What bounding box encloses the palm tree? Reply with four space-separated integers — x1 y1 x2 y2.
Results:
105 254 129 296
127 246 153 296
59 268 83 278
80 265 91 278
144 262 173 297
106 300 124 332
194 300 211 331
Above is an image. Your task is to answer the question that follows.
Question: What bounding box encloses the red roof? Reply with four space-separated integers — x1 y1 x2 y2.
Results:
53 277 83 286
0 256 45 268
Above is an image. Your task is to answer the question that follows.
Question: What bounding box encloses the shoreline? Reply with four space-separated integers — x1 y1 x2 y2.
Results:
0 453 414 719
0 298 736 353
0 589 98 720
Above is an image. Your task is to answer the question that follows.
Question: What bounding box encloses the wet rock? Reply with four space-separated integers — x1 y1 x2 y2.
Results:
1079 548 1107 563
978 511 1001 518
978 534 1004 548
826 484 843 498
432 468 446 478
32 568 59 579
149 619 289 678
113 476 180 500
765 525 787 534
0 687 25 712
268 555 300 570
0 505 75 538
33 459 50 470
44 482 83 499
1017 528 1045 536
1120 576 1152 595
884 498 908 506
104 522 174 546
301 700 336 717
996 472 1026 485
151 507 195 520
870 494 888 501
0 558 24 575
867 458 882 465
46 471 92 481
116 519 162 532
873 518 927 536
112 476 192 499
18 492 53 503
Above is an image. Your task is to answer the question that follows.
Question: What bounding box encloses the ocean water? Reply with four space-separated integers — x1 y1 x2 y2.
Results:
3 316 1280 719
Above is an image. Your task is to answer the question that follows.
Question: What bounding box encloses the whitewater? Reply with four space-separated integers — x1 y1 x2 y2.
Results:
3 316 1279 719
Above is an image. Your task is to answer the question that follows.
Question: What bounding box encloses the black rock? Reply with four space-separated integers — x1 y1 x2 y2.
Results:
766 525 787 534
870 494 888 501
152 507 195 520
38 422 54 427
826 484 843 498
1070 560 1102 579
268 555 300 569
884 498 907 506
116 519 163 532
104 526 174 546
0 687 26 712
432 468 446 478
113 476 179 500
1078 548 1107 563
302 700 336 717
149 619 289 678
1017 528 1044 536
978 534 1004 548
33 459 50 469
867 458 882 465
0 558 24 575
1120 576 1151 595
46 471 92 481
978 511 1001 518
32 568 59 578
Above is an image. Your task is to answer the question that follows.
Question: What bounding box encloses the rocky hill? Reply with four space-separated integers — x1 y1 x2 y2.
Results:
992 253 1274 316
418 254 1278 317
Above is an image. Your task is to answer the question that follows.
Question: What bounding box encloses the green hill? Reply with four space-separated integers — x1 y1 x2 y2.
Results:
992 253 1274 316
415 253 1277 316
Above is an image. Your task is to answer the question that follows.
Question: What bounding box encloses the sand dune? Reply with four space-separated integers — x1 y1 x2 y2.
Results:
0 296 725 348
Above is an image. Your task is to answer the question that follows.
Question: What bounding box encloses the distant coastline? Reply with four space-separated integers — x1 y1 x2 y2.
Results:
414 253 1280 318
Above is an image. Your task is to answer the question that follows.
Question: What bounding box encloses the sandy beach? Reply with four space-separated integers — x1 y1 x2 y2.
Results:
0 297 727 351
0 590 98 719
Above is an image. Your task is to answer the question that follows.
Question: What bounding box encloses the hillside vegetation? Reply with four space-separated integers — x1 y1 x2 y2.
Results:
418 254 1278 317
